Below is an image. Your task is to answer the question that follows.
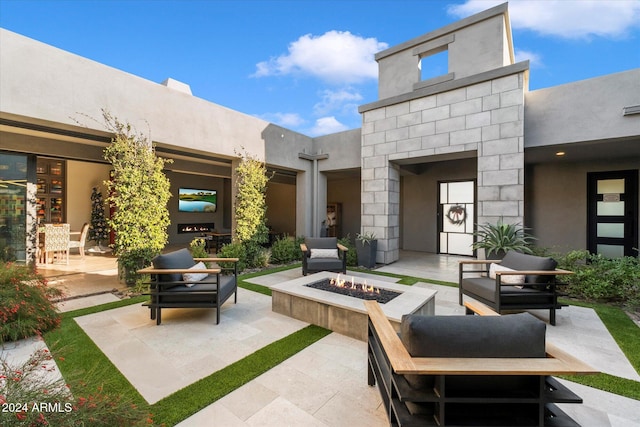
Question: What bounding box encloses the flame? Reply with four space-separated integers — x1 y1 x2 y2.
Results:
329 275 382 295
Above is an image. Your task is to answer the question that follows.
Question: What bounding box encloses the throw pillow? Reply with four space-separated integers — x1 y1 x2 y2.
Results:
183 261 208 287
489 263 525 286
310 248 339 259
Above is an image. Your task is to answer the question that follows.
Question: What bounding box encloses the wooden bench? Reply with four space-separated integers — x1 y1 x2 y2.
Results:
365 300 598 426
136 248 239 325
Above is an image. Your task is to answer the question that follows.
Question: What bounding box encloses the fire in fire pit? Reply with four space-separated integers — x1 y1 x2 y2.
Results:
304 274 401 304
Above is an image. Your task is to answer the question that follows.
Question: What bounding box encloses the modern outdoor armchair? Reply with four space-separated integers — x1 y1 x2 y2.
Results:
459 251 572 325
136 248 239 325
300 237 348 276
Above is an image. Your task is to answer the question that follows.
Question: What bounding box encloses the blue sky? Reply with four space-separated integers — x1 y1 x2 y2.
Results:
1 0 639 136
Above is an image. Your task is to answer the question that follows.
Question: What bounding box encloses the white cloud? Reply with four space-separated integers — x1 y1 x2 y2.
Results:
448 0 640 39
308 116 349 136
255 112 306 128
514 49 543 68
253 30 388 83
313 88 363 116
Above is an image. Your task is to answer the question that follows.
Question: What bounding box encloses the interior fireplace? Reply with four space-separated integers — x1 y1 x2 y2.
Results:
177 222 215 234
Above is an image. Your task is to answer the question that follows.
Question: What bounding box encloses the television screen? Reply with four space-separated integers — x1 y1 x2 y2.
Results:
179 188 217 212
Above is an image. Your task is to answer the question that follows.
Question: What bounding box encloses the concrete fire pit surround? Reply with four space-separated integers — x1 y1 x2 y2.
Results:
271 271 437 341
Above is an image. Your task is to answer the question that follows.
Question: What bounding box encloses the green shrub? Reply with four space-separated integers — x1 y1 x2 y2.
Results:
117 247 158 286
555 250 640 309
189 238 209 259
243 241 264 269
0 262 62 343
338 235 357 267
270 235 301 264
253 246 270 268
218 242 247 273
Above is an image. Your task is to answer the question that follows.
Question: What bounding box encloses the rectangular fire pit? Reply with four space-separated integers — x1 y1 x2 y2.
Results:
271 271 436 341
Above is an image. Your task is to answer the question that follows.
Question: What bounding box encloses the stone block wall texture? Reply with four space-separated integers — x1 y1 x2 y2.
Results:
361 72 526 263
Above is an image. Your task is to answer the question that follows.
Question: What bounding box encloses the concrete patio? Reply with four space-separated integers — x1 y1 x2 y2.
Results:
3 251 639 426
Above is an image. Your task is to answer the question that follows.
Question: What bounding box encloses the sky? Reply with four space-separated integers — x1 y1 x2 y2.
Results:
1 0 639 137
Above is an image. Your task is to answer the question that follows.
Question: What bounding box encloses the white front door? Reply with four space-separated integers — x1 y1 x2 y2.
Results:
438 180 475 256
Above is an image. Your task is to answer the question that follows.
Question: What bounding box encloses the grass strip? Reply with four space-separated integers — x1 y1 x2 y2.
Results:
150 324 331 425
44 314 149 408
560 373 640 401
61 295 149 319
238 280 271 296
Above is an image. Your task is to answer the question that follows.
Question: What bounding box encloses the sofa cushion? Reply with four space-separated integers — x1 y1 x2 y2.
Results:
400 313 546 390
306 258 344 272
401 312 546 358
305 237 338 250
183 261 208 287
152 248 196 283
461 276 555 306
501 251 557 284
159 274 236 304
310 248 339 259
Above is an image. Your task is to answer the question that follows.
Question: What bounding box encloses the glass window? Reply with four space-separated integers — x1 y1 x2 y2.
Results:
597 223 625 239
597 179 624 194
597 201 625 216
597 244 625 259
0 153 28 262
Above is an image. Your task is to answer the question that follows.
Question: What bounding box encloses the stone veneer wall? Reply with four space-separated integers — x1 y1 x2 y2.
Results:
361 72 526 264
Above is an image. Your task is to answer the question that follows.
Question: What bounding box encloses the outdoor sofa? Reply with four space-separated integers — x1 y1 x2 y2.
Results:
458 251 572 325
300 237 348 276
136 248 239 325
365 299 597 426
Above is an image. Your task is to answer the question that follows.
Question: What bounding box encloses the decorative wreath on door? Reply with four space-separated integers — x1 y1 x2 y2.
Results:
446 205 466 225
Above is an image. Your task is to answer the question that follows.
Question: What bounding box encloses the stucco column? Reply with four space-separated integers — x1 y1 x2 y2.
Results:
296 171 313 238
317 172 328 237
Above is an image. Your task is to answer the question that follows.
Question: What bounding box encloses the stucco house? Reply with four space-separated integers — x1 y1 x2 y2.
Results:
1 3 638 265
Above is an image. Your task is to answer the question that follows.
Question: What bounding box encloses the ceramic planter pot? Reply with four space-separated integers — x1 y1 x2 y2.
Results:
356 239 377 268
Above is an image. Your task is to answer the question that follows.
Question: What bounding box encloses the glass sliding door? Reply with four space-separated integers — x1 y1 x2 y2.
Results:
0 153 28 262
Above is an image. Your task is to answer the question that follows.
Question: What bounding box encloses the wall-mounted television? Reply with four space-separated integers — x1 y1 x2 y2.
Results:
178 188 217 213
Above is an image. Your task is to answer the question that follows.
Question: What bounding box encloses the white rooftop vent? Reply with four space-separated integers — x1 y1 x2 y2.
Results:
161 78 192 95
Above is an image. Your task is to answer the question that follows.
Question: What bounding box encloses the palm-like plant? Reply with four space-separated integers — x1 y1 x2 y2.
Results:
472 220 536 258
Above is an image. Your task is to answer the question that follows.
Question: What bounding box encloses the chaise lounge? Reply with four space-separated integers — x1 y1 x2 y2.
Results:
458 251 572 325
365 300 597 426
136 248 239 325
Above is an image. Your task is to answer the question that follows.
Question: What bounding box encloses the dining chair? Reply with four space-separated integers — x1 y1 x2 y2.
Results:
68 223 89 258
43 223 70 264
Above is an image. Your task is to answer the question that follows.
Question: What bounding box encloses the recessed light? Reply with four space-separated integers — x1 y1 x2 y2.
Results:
555 151 565 157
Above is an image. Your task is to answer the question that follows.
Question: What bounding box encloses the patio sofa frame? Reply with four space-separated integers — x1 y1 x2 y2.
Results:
365 300 597 426
137 249 239 325
458 251 573 325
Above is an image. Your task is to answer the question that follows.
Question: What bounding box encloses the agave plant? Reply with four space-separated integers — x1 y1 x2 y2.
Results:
472 220 536 258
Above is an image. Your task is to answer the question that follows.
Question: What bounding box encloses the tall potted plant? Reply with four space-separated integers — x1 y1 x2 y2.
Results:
102 111 172 285
356 231 377 268
472 219 536 259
